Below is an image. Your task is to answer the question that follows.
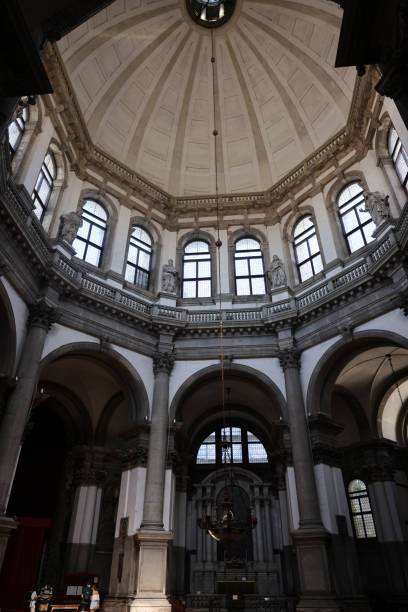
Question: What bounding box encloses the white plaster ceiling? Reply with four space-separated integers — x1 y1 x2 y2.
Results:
58 0 355 197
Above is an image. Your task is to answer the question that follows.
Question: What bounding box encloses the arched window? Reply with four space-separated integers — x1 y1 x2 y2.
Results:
196 427 268 465
125 226 152 289
337 182 376 253
32 151 57 221
72 199 108 267
8 106 28 155
347 479 376 539
388 126 408 191
182 240 211 298
293 215 323 282
234 237 265 296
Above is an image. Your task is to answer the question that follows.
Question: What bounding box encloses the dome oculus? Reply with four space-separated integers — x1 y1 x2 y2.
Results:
186 0 236 28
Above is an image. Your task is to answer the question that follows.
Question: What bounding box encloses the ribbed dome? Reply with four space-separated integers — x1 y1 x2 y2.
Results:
58 0 355 197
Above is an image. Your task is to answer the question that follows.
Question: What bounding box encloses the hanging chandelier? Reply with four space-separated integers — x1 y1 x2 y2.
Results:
196 32 257 553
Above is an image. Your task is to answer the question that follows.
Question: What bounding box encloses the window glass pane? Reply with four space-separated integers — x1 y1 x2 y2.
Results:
396 153 408 183
138 250 150 271
363 514 376 537
203 432 216 443
312 254 323 274
8 122 21 150
338 182 363 208
77 219 90 240
127 244 138 264
235 259 249 276
295 242 309 264
38 180 51 204
349 479 366 493
350 499 360 513
44 153 56 178
197 280 211 297
247 432 260 443
198 260 211 277
90 225 105 247
308 234 320 255
185 240 209 253
248 443 268 463
363 222 375 244
183 280 196 298
342 209 358 233
236 238 260 251
388 127 398 154
197 444 216 464
33 200 43 220
135 268 149 288
83 200 107 221
231 427 241 442
299 260 313 282
251 277 266 294
359 497 371 512
221 427 231 441
183 261 196 279
249 258 264 275
353 515 365 538
294 216 313 237
72 238 86 259
132 226 151 245
232 444 242 463
347 230 365 253
125 264 135 283
236 278 250 295
84 245 101 267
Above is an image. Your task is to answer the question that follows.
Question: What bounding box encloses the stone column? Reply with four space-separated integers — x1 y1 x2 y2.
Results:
131 351 174 612
278 348 340 611
0 300 56 569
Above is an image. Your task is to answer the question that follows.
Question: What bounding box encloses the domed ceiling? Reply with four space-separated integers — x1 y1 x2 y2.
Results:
57 0 355 198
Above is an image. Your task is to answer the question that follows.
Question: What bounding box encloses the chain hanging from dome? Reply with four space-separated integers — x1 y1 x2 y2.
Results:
196 30 257 554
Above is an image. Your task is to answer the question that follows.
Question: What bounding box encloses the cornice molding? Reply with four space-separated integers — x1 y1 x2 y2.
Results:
41 43 381 228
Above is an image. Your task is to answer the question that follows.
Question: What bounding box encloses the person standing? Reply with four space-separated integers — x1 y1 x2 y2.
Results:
90 584 100 611
38 585 53 612
80 582 93 612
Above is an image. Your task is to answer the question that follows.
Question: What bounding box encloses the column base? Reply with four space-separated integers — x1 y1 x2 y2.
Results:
0 515 18 570
291 529 334 599
130 597 172 612
134 531 173 599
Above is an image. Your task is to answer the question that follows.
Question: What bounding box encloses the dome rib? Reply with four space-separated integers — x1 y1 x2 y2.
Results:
89 19 184 138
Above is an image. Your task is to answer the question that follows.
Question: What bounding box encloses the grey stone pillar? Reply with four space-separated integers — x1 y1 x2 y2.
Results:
278 348 340 611
0 300 56 514
141 351 174 530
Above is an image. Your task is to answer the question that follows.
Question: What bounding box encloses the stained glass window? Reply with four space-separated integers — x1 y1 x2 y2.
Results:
348 479 376 539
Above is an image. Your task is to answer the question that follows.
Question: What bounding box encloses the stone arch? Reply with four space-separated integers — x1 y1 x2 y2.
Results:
11 98 43 178
0 279 17 376
306 330 408 423
170 362 287 423
39 342 149 422
42 138 68 233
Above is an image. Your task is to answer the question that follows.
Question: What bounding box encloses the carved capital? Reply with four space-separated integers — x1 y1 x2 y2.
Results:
117 446 148 470
153 351 174 375
278 348 300 371
27 301 58 331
